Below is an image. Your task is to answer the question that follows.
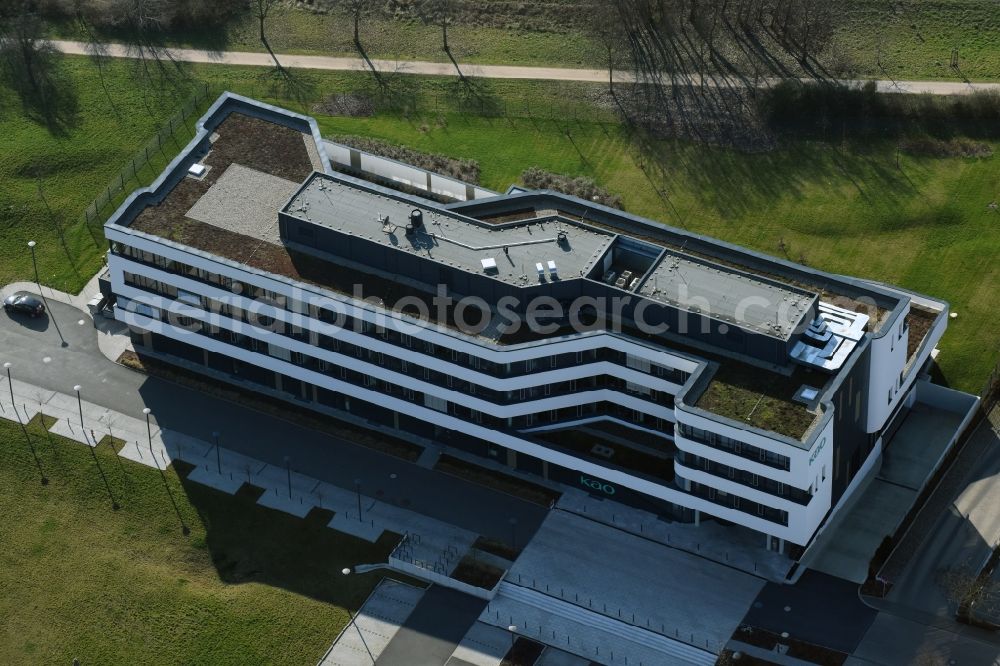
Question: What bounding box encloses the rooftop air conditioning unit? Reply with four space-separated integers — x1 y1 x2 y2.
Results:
536 262 545 279
547 260 558 278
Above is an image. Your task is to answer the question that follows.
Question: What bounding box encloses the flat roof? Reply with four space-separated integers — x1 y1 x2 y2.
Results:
638 248 816 338
283 173 615 287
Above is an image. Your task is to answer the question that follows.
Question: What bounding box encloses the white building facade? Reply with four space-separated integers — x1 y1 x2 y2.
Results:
103 94 950 556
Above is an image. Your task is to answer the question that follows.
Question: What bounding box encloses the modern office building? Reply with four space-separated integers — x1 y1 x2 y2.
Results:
104 94 950 556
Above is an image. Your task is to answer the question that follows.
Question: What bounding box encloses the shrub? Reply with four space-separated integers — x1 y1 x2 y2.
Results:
898 137 992 158
761 81 1000 141
328 134 480 183
311 93 375 118
39 0 245 30
521 166 623 209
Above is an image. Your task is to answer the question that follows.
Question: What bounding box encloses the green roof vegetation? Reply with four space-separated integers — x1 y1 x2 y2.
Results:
696 364 821 441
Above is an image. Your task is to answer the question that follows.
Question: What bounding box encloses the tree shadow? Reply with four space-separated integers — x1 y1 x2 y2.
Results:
0 38 80 135
446 76 503 118
177 471 403 607
74 5 239 59
628 122 924 228
254 67 319 109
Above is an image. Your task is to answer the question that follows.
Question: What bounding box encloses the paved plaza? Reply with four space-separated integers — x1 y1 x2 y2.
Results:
502 510 764 656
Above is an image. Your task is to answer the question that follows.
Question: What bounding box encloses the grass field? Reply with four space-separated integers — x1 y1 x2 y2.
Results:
49 1 1000 81
51 8 603 68
1 55 997 394
839 0 1000 81
0 57 210 294
0 414 399 665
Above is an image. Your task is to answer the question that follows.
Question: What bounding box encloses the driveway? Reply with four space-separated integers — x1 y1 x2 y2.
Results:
848 612 1000 666
742 570 876 654
809 400 972 584
0 299 548 545
887 411 1000 617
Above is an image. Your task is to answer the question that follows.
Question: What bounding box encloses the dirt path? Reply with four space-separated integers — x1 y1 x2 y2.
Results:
52 40 1000 94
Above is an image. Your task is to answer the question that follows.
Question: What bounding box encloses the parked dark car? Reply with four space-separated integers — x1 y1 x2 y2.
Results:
3 292 45 317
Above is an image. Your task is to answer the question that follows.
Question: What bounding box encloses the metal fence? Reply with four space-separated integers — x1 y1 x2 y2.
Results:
83 82 214 240
981 362 1000 413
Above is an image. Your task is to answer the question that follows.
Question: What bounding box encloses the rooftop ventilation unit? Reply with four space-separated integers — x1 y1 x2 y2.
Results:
536 262 545 280
547 260 558 278
481 257 498 273
409 209 424 230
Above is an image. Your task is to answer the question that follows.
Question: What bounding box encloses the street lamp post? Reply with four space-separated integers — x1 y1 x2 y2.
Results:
73 384 85 435
507 624 518 651
213 431 222 474
354 478 363 522
27 240 39 290
6 363 46 485
341 568 376 664
76 384 119 510
143 408 153 457
3 362 13 410
284 455 292 498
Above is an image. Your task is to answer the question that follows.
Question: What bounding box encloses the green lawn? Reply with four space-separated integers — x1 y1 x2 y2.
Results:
839 0 1000 81
0 415 399 665
0 57 208 294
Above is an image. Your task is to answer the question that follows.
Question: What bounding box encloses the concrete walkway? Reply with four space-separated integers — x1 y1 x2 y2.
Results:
847 609 1000 666
447 622 512 666
51 39 1000 94
886 406 1000 617
377 586 488 666
318 579 426 666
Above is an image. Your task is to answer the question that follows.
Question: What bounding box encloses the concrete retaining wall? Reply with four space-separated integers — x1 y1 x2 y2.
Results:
388 556 503 600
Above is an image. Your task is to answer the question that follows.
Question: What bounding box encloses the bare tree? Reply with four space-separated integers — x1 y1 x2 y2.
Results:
253 0 286 74
339 0 383 87
419 0 463 80
345 0 369 47
586 0 626 98
0 2 78 130
74 0 122 117
103 0 190 112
